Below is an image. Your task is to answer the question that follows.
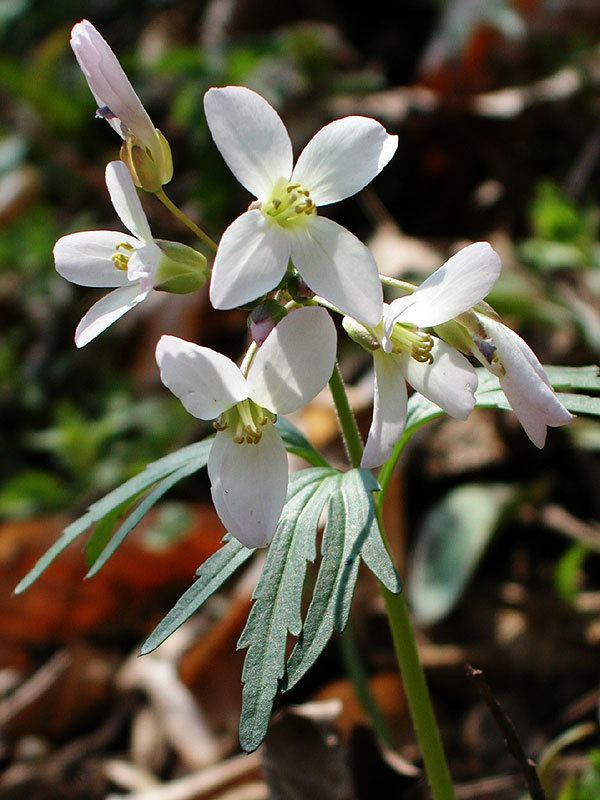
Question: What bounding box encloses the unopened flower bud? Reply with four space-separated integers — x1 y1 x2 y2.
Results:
153 240 209 294
342 316 380 352
287 273 315 303
121 133 173 193
71 20 173 190
248 300 287 346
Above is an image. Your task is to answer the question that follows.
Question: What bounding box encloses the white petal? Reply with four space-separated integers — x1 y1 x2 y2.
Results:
127 242 162 291
155 336 249 420
75 283 149 347
384 242 501 335
361 350 408 469
292 116 398 206
70 20 158 154
203 86 293 201
54 230 136 287
289 216 383 326
482 317 572 448
405 338 477 420
208 425 289 548
105 161 152 241
210 210 290 310
247 307 337 414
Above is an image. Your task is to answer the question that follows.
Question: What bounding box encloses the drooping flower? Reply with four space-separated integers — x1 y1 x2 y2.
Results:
203 86 398 326
155 307 337 547
54 161 208 347
71 20 173 191
344 242 503 468
473 315 573 448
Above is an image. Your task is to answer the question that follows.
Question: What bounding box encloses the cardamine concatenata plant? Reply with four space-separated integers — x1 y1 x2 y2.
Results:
17 19 588 800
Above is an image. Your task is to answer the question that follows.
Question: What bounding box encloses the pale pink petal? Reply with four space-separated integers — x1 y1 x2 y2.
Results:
155 336 249 420
247 307 337 415
210 210 291 310
208 424 289 548
361 350 408 469
482 317 572 447
289 216 383 326
203 86 293 201
75 283 149 347
292 116 398 206
70 20 158 155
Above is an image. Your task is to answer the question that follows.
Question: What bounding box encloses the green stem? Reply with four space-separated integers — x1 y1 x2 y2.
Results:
155 190 218 253
338 621 394 748
328 363 363 469
376 508 456 800
328 367 456 800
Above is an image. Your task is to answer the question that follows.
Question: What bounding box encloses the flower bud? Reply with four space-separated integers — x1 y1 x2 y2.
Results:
71 20 173 190
287 273 315 303
248 300 288 346
342 316 380 352
153 240 209 294
121 132 173 193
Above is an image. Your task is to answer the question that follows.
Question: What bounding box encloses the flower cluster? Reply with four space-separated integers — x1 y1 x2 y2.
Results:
54 20 572 547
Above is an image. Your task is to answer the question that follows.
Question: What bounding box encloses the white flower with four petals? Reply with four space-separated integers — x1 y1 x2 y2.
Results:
155 307 337 548
358 243 503 468
54 161 165 347
204 86 397 326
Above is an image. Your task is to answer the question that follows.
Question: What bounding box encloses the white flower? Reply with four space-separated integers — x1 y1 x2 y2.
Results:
355 242 502 468
54 162 173 347
155 307 337 548
203 86 398 326
71 20 172 190
475 315 573 447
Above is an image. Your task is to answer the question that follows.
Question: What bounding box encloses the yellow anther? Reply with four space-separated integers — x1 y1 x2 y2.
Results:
112 253 129 271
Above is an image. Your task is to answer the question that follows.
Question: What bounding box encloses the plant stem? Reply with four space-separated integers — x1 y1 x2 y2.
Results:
328 366 456 800
375 503 455 799
338 620 394 748
155 190 218 253
328 362 363 469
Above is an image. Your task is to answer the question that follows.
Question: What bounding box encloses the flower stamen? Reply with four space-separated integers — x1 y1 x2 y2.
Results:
262 178 317 227
213 399 276 444
388 323 434 364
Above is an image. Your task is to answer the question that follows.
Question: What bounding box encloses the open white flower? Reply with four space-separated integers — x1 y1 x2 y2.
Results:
54 162 207 347
156 307 337 548
71 20 172 190
475 315 573 448
351 242 502 468
204 86 397 326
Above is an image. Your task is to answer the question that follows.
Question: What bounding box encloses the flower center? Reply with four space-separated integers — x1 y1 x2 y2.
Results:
261 178 316 227
111 241 135 272
388 323 434 363
213 399 276 444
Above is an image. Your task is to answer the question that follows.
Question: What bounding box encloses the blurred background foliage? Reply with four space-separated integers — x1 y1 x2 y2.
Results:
0 1 599 796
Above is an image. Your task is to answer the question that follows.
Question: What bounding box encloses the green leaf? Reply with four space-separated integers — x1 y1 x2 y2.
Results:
14 439 212 594
402 366 600 441
276 416 330 467
237 467 338 752
141 539 254 655
408 483 516 625
284 468 401 693
85 459 205 578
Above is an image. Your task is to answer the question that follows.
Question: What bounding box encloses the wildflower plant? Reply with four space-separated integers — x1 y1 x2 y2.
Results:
15 20 600 800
